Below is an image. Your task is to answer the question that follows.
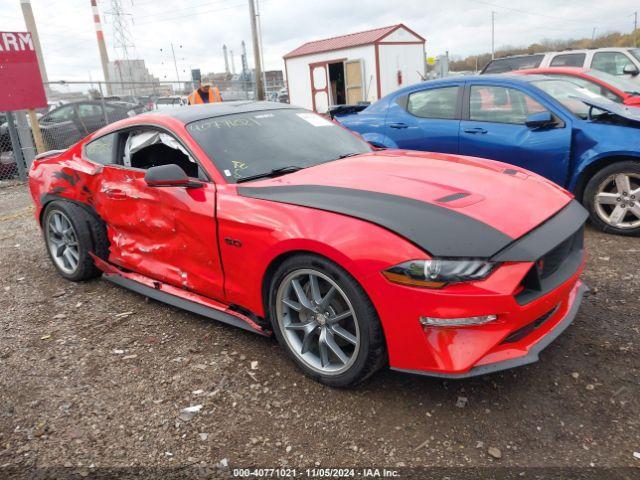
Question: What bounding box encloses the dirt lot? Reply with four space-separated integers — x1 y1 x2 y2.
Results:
0 182 638 479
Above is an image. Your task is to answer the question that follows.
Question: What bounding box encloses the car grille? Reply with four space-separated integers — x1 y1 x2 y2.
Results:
515 227 584 305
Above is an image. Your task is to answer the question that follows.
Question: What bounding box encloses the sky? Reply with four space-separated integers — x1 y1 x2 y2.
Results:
1 0 639 82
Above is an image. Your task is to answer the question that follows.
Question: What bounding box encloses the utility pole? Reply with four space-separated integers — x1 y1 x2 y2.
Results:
90 0 112 95
248 0 265 100
491 11 496 60
634 11 638 47
255 0 268 97
20 0 48 84
19 0 46 154
170 43 181 83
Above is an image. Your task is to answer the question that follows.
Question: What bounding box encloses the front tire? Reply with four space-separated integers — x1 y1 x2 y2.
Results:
583 161 640 236
268 254 386 387
42 201 109 281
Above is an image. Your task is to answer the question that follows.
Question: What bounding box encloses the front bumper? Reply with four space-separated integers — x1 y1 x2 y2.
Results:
369 200 589 378
392 281 587 379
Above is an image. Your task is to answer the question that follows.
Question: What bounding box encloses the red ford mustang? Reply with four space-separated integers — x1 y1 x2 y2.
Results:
29 102 588 387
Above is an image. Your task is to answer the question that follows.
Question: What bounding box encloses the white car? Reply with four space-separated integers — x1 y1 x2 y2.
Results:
153 96 187 111
482 47 640 82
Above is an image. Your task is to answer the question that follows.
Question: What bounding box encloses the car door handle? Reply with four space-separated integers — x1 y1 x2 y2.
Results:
104 188 127 199
389 122 409 129
463 127 488 134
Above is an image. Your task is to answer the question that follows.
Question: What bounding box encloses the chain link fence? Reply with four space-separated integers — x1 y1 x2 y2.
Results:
2 77 288 183
0 112 17 182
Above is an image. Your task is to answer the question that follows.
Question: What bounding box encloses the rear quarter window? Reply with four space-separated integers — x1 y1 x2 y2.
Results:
84 133 116 165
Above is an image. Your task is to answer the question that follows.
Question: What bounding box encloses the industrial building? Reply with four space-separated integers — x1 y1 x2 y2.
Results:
106 59 161 95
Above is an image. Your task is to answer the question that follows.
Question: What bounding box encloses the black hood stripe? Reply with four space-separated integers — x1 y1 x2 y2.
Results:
238 185 513 258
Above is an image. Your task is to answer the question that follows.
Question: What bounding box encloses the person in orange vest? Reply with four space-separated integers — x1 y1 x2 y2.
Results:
188 82 222 105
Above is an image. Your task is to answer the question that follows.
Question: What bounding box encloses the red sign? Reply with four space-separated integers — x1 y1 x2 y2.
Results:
0 31 47 111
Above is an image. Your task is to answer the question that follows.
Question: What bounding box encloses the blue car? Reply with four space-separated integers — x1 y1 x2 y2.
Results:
336 75 640 236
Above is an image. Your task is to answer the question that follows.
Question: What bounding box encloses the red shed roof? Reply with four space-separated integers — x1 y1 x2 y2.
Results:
283 24 425 59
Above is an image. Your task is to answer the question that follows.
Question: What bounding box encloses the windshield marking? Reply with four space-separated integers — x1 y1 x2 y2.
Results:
189 117 261 132
232 161 249 179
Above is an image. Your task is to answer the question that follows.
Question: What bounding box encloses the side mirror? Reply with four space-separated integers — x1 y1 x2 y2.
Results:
144 164 201 188
525 111 554 129
623 64 639 76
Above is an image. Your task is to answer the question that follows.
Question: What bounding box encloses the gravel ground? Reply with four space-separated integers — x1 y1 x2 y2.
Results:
0 182 638 479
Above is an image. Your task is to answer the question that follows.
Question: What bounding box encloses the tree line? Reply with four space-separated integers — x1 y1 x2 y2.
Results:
450 29 640 72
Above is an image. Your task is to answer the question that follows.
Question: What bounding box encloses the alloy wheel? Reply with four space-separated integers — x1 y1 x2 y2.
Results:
594 173 640 229
275 269 360 375
46 211 80 274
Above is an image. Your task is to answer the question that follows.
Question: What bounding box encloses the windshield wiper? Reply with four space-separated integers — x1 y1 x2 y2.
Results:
236 165 304 183
334 152 361 160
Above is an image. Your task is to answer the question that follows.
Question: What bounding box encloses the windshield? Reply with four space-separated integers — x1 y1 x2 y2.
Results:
186 108 372 182
587 68 640 95
532 79 616 119
629 48 640 63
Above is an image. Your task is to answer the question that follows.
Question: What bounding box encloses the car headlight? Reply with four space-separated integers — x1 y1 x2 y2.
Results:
382 259 497 288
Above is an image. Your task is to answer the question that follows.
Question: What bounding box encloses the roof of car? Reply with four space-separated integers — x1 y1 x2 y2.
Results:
405 74 547 86
158 101 298 123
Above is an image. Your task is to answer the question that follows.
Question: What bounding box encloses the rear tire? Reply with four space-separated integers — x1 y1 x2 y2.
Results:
268 254 386 388
583 161 640 236
42 201 109 281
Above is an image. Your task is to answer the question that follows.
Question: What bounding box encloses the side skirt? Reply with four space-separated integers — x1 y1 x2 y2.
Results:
92 255 270 336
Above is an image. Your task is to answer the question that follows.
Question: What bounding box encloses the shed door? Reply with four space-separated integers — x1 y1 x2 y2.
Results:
310 63 329 113
345 60 364 104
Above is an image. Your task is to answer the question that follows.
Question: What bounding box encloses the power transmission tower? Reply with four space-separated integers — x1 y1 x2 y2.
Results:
106 0 136 94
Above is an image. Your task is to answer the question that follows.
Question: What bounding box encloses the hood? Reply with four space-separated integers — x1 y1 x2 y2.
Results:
576 96 640 123
238 151 574 257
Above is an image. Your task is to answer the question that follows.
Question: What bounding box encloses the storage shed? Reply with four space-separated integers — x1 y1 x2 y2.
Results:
283 24 426 113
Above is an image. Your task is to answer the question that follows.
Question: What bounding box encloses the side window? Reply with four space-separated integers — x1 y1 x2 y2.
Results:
104 104 125 122
469 86 547 124
77 103 103 119
47 105 75 123
591 52 634 76
85 133 116 165
549 53 586 67
406 87 459 119
122 129 205 180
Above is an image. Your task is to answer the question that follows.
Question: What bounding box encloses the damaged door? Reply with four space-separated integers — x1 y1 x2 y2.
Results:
91 128 225 301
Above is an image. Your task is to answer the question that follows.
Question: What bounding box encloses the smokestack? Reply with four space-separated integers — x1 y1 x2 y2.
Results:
223 44 230 74
90 0 112 94
230 49 236 75
20 0 48 84
241 40 249 75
